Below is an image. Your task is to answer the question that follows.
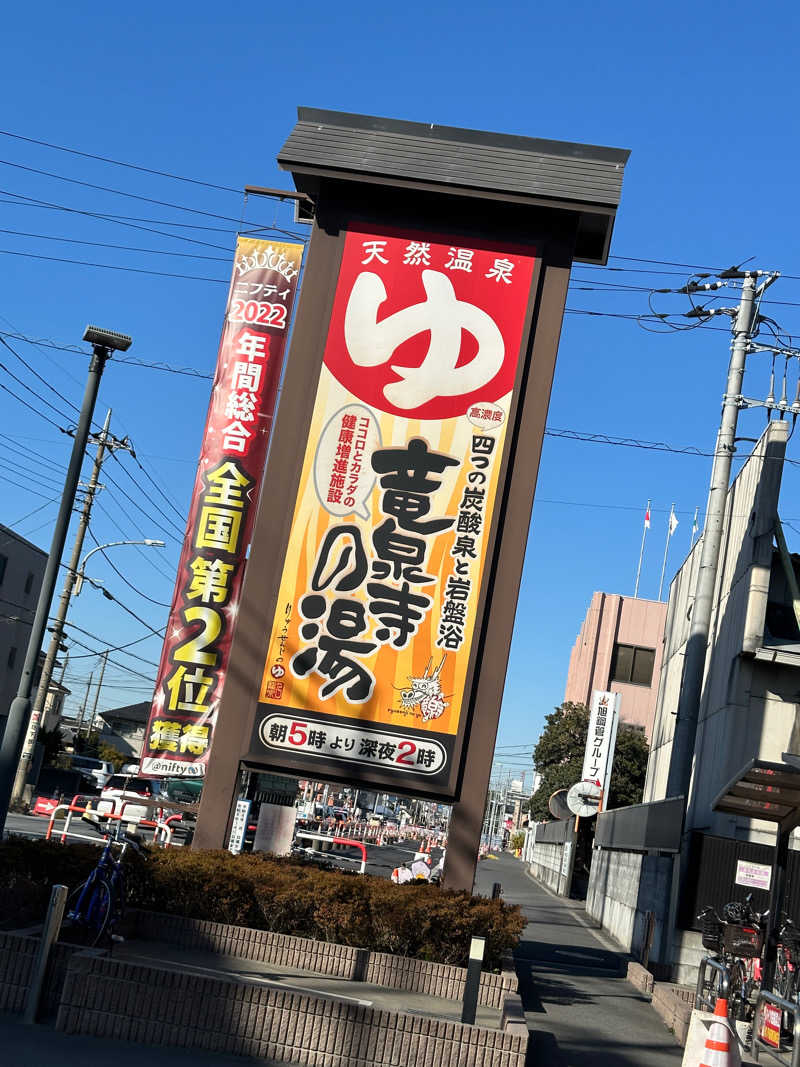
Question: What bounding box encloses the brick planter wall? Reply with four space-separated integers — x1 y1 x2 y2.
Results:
57 953 528 1067
0 931 81 1017
131 909 515 1009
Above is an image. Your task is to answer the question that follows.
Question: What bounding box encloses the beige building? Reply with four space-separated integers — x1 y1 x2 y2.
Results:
645 418 799 841
564 591 667 738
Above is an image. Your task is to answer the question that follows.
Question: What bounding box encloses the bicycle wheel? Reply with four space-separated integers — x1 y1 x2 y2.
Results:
728 960 746 1020
84 878 114 947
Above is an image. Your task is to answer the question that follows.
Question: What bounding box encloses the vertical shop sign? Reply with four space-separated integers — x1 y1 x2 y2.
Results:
581 690 621 799
141 237 304 777
250 226 536 792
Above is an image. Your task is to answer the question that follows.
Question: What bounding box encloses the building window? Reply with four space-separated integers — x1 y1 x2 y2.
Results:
0 555 7 585
610 643 655 687
7 647 16 670
24 572 34 595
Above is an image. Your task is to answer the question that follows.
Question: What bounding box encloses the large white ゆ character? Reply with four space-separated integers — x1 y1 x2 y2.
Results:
344 270 505 409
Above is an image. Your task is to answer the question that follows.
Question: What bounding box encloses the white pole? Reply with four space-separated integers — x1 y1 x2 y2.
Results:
634 499 650 598
658 504 676 601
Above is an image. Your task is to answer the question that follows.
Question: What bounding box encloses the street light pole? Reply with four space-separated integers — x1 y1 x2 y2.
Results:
0 325 132 831
73 539 164 597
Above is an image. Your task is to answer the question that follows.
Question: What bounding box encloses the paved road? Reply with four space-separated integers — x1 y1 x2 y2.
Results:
475 853 683 1066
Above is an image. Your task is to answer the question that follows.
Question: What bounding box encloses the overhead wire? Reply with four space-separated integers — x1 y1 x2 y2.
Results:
0 157 280 228
0 227 231 262
86 527 172 609
0 128 243 195
110 450 187 532
94 499 178 584
0 333 81 415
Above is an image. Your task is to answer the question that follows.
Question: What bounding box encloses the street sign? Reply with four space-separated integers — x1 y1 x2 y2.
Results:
567 780 602 818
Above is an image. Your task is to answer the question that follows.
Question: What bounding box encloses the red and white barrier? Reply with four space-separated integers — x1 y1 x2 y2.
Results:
293 829 367 874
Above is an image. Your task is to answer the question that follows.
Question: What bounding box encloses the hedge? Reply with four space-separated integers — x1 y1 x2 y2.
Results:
0 838 524 970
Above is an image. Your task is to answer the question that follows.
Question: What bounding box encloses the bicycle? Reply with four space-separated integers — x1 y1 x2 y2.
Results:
63 820 143 947
697 894 769 1045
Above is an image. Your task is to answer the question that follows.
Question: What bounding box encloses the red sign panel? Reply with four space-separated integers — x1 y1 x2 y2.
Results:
248 226 536 793
141 238 304 777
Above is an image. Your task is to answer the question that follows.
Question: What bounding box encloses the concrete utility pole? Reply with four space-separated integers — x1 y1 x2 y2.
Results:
86 650 108 738
10 411 130 803
75 672 94 737
0 324 132 834
666 271 779 803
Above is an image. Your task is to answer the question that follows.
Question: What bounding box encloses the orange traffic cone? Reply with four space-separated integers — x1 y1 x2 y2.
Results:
700 998 738 1066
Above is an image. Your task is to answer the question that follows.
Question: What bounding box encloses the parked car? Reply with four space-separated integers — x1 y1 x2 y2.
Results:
31 766 98 816
95 774 164 823
68 755 114 788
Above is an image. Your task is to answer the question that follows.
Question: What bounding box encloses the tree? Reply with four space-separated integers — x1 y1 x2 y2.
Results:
529 701 649 821
97 743 127 771
38 726 63 766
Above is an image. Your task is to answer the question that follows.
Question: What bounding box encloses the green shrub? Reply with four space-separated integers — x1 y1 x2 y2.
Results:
0 838 524 969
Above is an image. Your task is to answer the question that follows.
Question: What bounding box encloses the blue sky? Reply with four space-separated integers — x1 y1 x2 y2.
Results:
3 2 800 785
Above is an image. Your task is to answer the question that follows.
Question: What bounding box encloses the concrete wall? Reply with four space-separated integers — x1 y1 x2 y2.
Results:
586 849 673 961
644 421 797 843
529 839 562 893
564 591 667 738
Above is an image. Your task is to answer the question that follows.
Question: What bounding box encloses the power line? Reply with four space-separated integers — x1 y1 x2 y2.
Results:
86 528 171 609
94 499 178 584
0 227 231 262
79 577 166 638
0 128 243 195
0 328 213 379
0 157 277 228
63 619 163 666
0 187 235 253
0 246 228 284
0 347 74 424
0 334 81 415
100 468 184 545
110 450 187 535
63 633 156 683
0 193 306 244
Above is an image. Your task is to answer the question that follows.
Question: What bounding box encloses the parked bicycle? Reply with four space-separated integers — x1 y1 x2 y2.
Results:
697 893 769 1042
775 915 800 1002
63 820 143 947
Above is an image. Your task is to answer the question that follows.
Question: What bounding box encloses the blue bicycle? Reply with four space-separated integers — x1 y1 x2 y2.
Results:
65 822 142 946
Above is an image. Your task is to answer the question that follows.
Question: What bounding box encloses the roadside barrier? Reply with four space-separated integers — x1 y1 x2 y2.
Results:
751 988 800 1066
293 830 367 873
44 796 178 848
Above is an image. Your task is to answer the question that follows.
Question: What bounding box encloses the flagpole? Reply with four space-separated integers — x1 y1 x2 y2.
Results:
634 499 650 598
658 503 676 601
690 505 699 549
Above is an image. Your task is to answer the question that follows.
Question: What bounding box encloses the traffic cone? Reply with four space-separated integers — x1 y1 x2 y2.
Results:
700 998 739 1066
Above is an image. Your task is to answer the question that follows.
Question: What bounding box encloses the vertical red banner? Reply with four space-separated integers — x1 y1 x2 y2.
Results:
141 237 304 777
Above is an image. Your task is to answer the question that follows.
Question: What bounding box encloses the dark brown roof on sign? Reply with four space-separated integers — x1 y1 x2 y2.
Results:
278 108 630 264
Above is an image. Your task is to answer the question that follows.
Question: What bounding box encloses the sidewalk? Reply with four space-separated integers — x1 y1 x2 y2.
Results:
475 853 684 1066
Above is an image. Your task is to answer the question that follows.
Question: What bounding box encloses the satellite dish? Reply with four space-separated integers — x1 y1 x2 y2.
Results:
548 789 572 820
567 780 602 818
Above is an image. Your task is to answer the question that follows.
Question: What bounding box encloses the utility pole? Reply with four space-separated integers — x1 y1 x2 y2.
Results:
86 650 108 738
11 410 130 803
0 324 132 834
76 672 94 738
666 271 779 802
